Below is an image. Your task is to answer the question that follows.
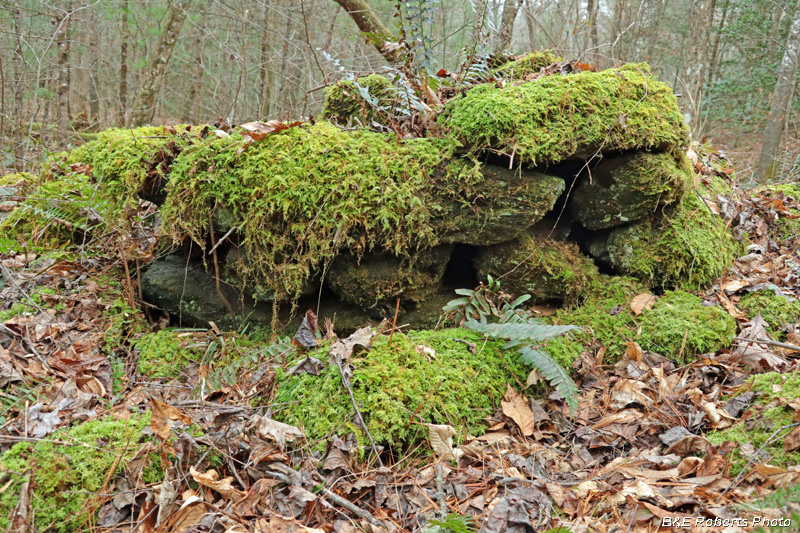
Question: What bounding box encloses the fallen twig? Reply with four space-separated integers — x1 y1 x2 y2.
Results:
322 488 385 527
733 336 800 353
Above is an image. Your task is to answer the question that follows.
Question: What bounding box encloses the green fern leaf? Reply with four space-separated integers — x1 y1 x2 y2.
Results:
464 320 579 341
517 344 579 412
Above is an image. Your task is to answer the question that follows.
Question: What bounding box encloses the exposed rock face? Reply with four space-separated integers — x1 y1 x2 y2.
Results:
436 167 564 245
568 152 688 230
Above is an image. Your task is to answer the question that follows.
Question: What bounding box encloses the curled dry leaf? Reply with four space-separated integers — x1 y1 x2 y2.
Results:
189 466 245 500
248 414 304 450
150 398 193 442
427 423 462 461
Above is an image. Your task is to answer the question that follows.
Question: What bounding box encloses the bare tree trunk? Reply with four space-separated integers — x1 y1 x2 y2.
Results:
55 3 71 143
498 0 522 51
186 4 205 123
706 0 729 86
587 0 598 50
331 0 397 63
259 2 274 118
12 8 24 165
757 0 800 181
611 0 625 58
130 0 194 127
119 0 129 125
678 0 717 136
88 25 100 125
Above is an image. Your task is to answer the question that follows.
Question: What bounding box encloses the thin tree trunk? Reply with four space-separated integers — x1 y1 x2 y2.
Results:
587 0 598 50
259 2 274 118
678 0 716 136
55 3 71 143
130 0 194 127
88 26 99 125
331 0 397 63
706 0 729 86
12 8 24 165
757 0 800 181
498 0 522 51
119 0 129 125
186 5 205 123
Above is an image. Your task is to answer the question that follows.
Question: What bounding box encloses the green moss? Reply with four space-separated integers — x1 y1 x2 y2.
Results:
158 122 478 300
0 171 33 187
546 276 648 365
321 74 398 126
273 328 528 448
0 172 105 249
603 189 741 290
476 234 601 303
135 329 202 378
439 63 688 167
0 286 65 322
492 51 559 78
739 290 800 341
570 151 690 230
753 182 800 242
0 413 156 532
637 290 736 360
545 283 734 364
709 372 800 476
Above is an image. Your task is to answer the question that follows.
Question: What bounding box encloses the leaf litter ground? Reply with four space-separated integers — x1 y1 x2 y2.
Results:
1 145 800 532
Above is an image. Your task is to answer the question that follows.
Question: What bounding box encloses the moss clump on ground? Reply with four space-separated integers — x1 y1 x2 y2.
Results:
476 234 601 303
709 372 800 476
327 246 452 311
273 328 528 448
545 276 648 365
602 190 741 290
637 290 736 360
739 290 800 340
545 282 734 364
321 74 398 126
135 329 203 378
492 51 559 78
439 63 688 166
570 151 690 230
0 413 158 532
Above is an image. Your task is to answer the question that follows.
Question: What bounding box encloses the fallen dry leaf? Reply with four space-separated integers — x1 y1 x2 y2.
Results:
630 293 656 315
501 384 535 437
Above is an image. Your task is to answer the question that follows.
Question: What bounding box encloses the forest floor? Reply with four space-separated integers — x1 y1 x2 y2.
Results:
1 146 800 532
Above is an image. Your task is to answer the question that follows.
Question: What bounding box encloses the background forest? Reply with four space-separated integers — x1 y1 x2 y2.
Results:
1 0 799 181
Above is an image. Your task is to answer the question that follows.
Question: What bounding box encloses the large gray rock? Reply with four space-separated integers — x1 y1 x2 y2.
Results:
435 165 565 245
568 152 688 230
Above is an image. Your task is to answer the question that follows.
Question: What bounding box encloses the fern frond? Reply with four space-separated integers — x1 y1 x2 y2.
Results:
517 344 579 413
429 513 476 533
464 320 579 341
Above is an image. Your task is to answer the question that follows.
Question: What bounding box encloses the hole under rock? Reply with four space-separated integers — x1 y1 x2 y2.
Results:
442 244 479 288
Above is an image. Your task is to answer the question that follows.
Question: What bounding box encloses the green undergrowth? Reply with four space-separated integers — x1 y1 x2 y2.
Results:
0 171 106 250
492 51 559 78
0 285 64 322
135 329 205 378
603 188 741 290
439 63 688 166
273 328 528 449
709 372 800 476
545 283 735 364
739 290 800 341
0 413 161 532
